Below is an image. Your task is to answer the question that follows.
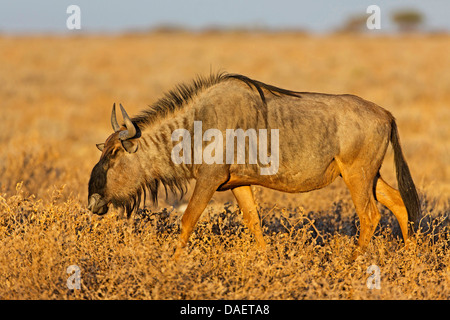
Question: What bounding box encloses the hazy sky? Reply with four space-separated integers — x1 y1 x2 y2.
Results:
0 0 449 34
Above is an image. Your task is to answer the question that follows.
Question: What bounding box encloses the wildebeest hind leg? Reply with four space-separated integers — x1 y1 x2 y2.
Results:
338 164 381 260
232 186 266 249
349 181 381 260
374 174 409 242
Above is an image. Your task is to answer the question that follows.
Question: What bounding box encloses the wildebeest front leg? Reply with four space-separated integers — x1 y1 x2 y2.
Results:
173 169 229 260
232 186 266 249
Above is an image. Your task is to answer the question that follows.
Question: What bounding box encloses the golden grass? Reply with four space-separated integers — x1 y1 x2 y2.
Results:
0 32 449 299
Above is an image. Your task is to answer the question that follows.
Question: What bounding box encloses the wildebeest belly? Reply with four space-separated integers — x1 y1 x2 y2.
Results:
219 157 340 193
219 122 341 193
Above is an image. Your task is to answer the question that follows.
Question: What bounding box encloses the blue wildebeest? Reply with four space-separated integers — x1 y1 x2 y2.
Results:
88 73 420 260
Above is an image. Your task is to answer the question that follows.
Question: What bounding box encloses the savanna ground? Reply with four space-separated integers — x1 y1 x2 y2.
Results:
0 31 449 300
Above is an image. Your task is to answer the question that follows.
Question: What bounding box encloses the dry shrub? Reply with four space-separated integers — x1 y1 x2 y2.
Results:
0 184 448 299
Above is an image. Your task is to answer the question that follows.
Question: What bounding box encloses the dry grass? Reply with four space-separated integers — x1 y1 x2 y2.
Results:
0 32 449 299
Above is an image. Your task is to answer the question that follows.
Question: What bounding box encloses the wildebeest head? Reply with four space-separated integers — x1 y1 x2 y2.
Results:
88 103 142 216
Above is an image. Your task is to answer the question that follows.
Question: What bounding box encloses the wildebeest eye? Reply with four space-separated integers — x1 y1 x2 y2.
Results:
121 140 139 153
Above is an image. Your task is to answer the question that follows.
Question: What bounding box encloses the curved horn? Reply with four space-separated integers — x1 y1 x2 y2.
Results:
118 103 137 140
111 103 121 132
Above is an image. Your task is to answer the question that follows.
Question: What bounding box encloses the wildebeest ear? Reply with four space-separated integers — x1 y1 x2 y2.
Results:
121 139 138 153
96 143 105 151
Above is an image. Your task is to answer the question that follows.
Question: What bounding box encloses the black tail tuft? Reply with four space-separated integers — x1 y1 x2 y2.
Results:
390 120 421 232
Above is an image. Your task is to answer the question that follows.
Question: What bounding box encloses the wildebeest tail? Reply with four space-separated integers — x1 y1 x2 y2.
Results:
390 120 421 231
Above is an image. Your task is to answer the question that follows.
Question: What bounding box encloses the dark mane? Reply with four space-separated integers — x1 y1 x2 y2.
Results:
132 72 302 128
224 73 303 102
